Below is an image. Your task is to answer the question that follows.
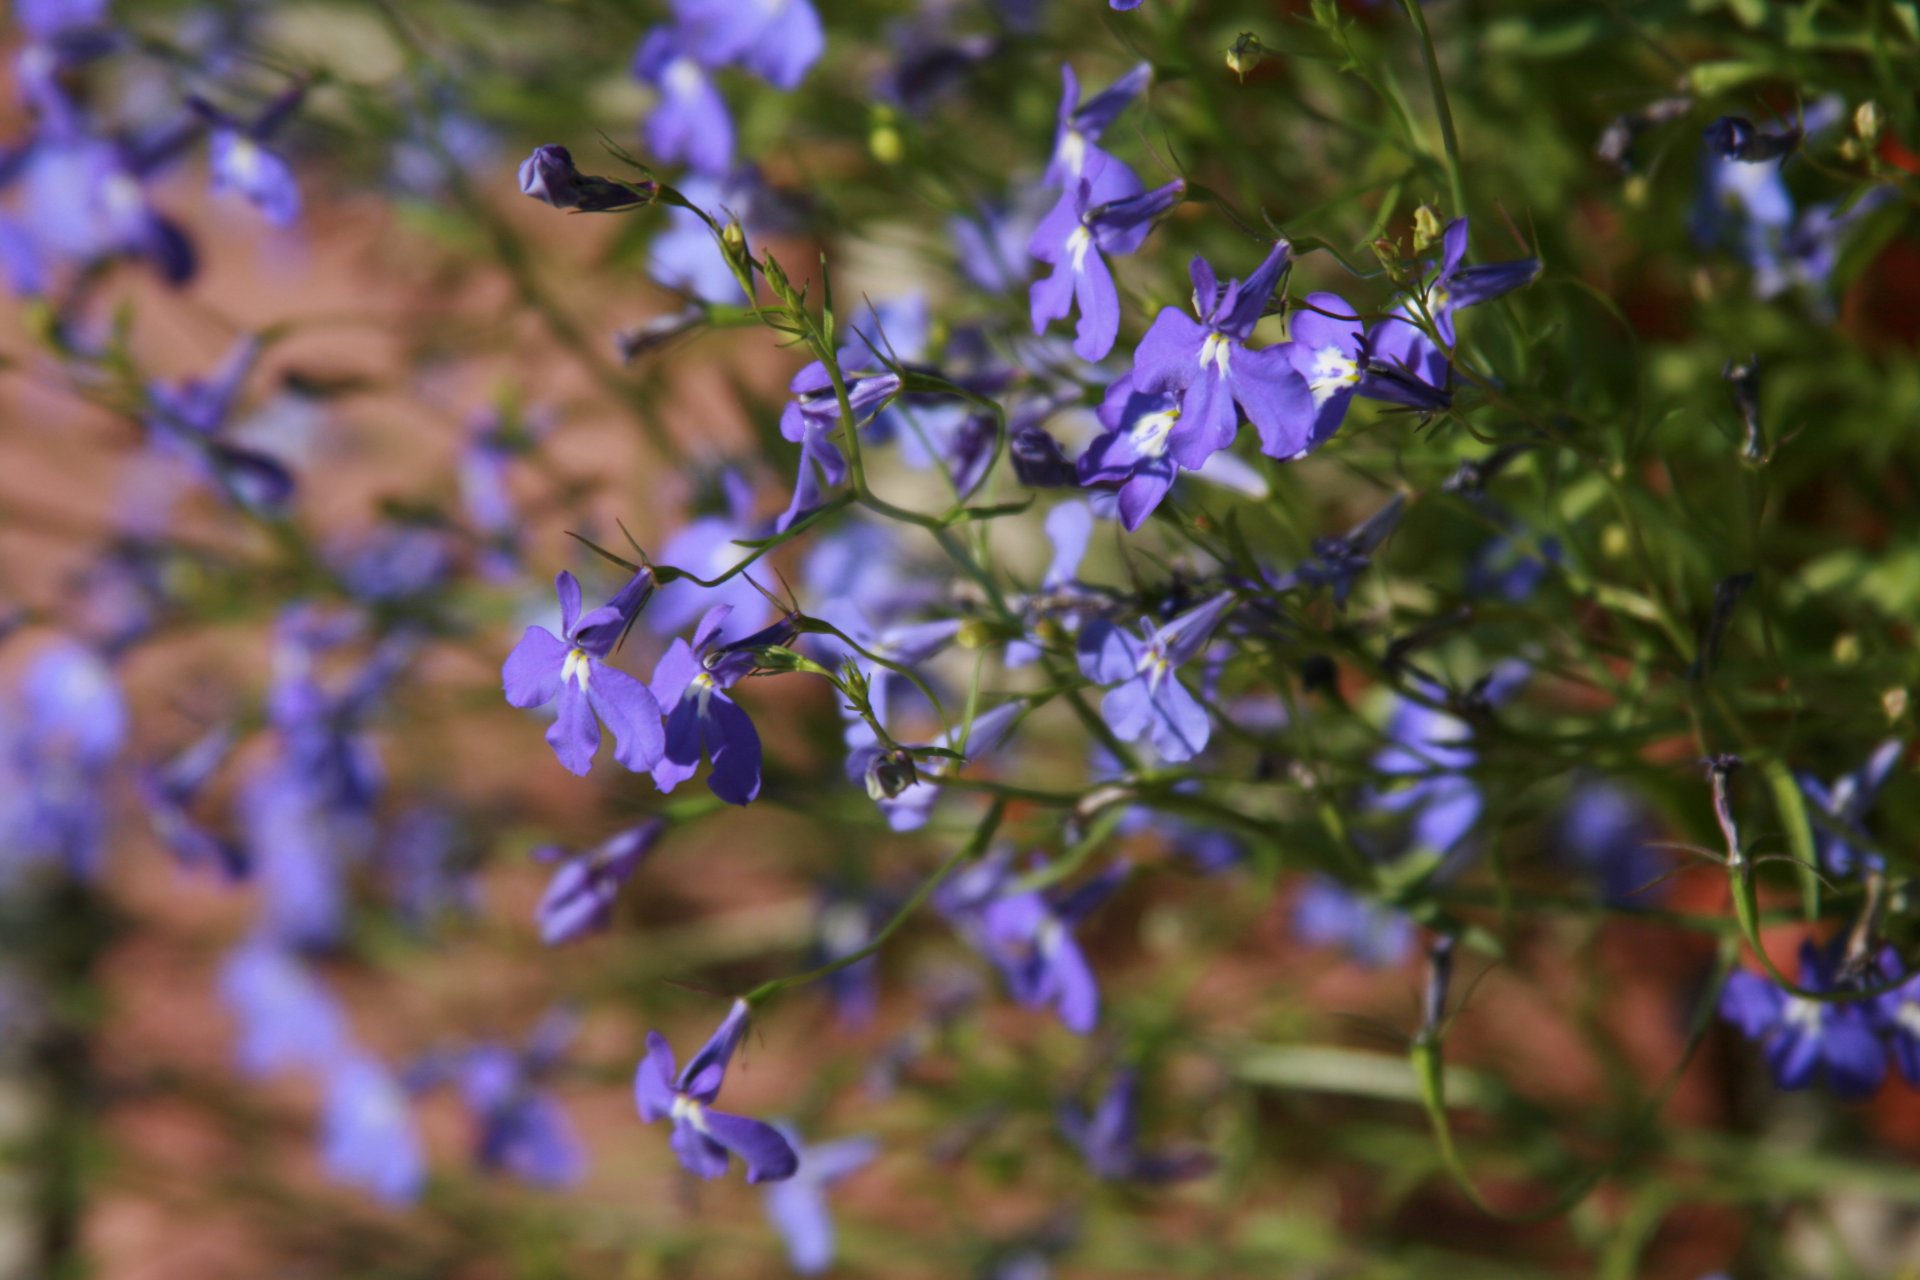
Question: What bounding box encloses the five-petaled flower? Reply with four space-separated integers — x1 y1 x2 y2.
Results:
651 604 792 805
1077 592 1235 763
1028 157 1184 361
635 999 800 1183
502 570 666 777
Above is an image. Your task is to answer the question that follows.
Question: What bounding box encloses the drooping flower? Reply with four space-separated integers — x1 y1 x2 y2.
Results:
1719 941 1886 1099
1271 494 1405 608
634 999 799 1183
651 605 794 805
501 570 666 777
1077 593 1234 763
762 1126 878 1274
1059 1068 1214 1183
1029 157 1184 361
1127 243 1314 467
533 820 666 945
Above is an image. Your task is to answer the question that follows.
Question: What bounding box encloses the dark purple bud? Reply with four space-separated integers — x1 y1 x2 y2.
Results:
517 144 654 213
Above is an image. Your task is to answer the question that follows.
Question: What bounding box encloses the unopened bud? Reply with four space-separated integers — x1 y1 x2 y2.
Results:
865 748 918 800
870 108 904 165
1855 101 1883 145
1225 32 1267 82
1412 204 1444 254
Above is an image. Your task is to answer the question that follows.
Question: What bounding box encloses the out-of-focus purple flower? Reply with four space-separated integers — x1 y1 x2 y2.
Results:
333 523 456 604
649 470 774 635
386 806 478 928
1059 1068 1214 1183
461 406 545 581
1874 954 1920 1087
1077 593 1234 763
1046 63 1151 189
873 700 1025 833
1557 777 1663 907
651 604 790 805
501 570 666 777
952 193 1047 295
321 1055 426 1204
1290 877 1413 967
1127 243 1314 467
219 939 350 1077
1369 680 1501 858
634 999 799 1182
762 1126 877 1274
209 126 299 226
140 725 245 879
1800 739 1902 877
141 338 296 513
1272 495 1405 608
816 894 881 1028
11 132 197 285
457 1013 585 1188
1719 941 1886 1099
534 820 666 945
672 0 824 91
937 851 1124 1034
239 768 350 949
1704 115 1803 164
1028 156 1183 362
633 28 734 176
21 637 126 768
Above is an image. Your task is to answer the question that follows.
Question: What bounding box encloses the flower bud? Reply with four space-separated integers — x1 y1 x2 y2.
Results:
1225 32 1267 82
1412 204 1444 254
1855 101 1883 145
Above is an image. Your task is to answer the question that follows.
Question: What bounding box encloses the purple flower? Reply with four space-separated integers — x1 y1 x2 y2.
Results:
457 1014 585 1188
140 726 245 879
517 142 653 212
1059 1069 1214 1183
672 0 824 91
651 604 788 805
1874 956 1920 1087
633 27 734 175
1127 243 1315 467
1077 593 1234 763
1280 291 1367 448
219 939 350 1078
20 638 126 769
501 570 666 777
1556 778 1663 907
1719 941 1886 1099
1365 668 1527 860
1418 218 1540 347
1076 373 1182 530
1272 495 1405 608
634 999 800 1183
321 1055 426 1204
1046 63 1151 189
1800 739 1903 877
534 820 666 945
872 700 1025 833
937 852 1125 1034
1029 157 1183 362
1290 878 1413 967
209 127 299 225
762 1127 877 1274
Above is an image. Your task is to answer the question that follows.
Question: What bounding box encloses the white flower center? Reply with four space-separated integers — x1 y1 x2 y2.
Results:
226 136 263 182
1781 996 1824 1035
1056 129 1087 178
1067 226 1092 273
669 1093 710 1132
562 647 593 690
1199 331 1232 378
665 57 705 99
1896 1001 1920 1039
1128 406 1180 459
1307 345 1360 408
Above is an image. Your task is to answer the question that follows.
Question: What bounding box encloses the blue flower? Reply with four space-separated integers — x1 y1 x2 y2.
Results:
1126 243 1315 467
634 999 800 1183
219 939 350 1078
672 0 824 91
321 1055 426 1204
501 570 666 777
651 605 791 805
633 27 735 175
1556 778 1663 907
1060 1068 1214 1183
456 1013 586 1188
1046 62 1151 189
518 143 653 212
1800 739 1903 877
1719 941 1886 1099
762 1126 877 1274
534 820 666 945
1291 877 1414 967
1077 593 1234 763
1029 157 1184 362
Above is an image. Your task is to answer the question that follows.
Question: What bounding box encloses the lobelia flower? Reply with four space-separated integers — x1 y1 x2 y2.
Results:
651 605 793 805
533 820 666 945
938 851 1126 1034
1046 62 1151 189
194 84 308 227
1272 494 1406 608
1411 218 1541 348
141 337 296 512
140 725 246 880
1279 291 1369 449
1556 777 1664 907
1127 242 1315 467
762 1126 878 1275
1799 739 1903 877
632 26 734 176
218 939 350 1078
501 570 666 777
873 700 1025 833
456 1013 586 1188
671 0 824 91
1365 665 1527 861
2 639 126 881
1719 940 1886 1098
634 998 800 1183
1077 592 1235 763
517 143 653 212
1873 954 1920 1087
1290 877 1414 967
10 127 198 286
1029 155 1183 361
321 1055 426 1204
1077 373 1183 530
1059 1069 1215 1183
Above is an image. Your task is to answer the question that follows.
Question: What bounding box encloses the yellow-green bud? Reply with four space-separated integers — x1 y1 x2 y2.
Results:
1412 204 1444 254
1225 32 1266 82
1855 101 1883 145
